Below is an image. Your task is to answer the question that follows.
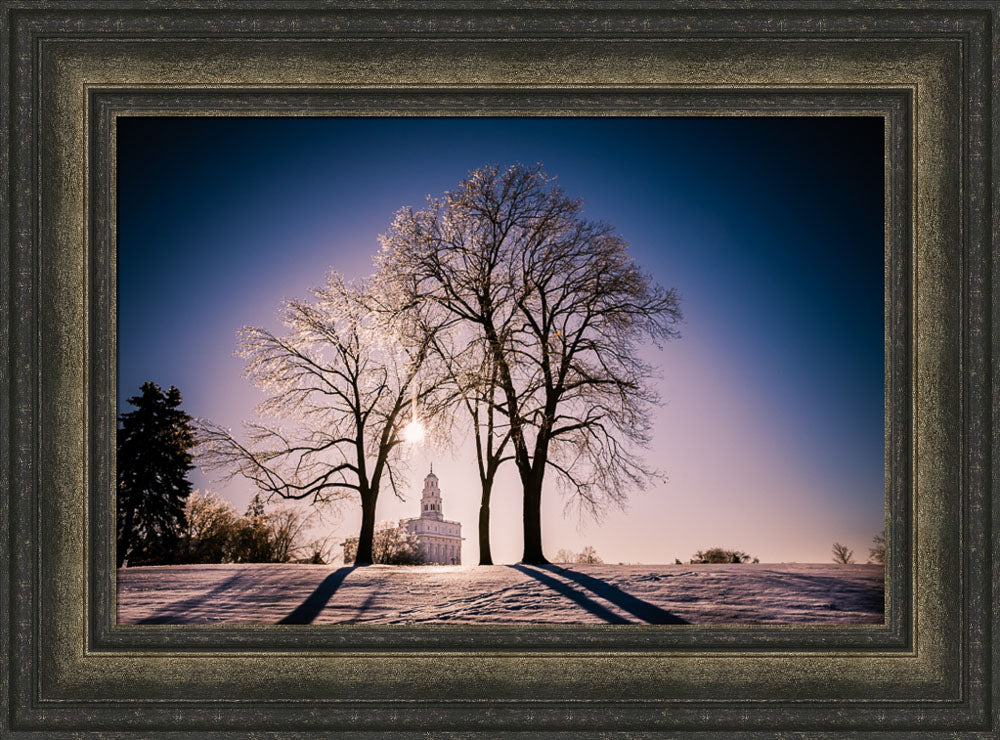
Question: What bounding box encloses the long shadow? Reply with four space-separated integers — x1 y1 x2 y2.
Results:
765 568 884 592
755 569 885 612
135 571 251 625
278 566 357 625
538 564 690 625
136 573 254 624
509 565 631 624
343 590 380 624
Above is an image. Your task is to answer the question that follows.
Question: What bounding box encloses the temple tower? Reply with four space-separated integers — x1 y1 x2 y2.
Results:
402 464 463 564
420 465 443 521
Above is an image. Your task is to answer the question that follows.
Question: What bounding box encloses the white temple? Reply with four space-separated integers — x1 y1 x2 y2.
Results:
402 465 463 564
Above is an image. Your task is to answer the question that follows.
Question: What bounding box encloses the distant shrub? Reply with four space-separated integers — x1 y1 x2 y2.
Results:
555 548 576 564
179 491 240 563
552 546 603 564
831 542 855 564
294 535 337 565
342 521 426 565
868 532 886 565
689 547 756 564
242 498 310 563
575 546 603 564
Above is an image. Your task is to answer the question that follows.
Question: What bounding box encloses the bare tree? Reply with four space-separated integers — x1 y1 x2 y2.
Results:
198 273 443 565
369 262 513 566
555 548 576 563
831 542 855 564
377 163 682 563
868 531 886 565
432 329 512 565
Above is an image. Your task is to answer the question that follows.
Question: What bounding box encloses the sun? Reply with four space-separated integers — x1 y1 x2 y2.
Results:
402 419 425 444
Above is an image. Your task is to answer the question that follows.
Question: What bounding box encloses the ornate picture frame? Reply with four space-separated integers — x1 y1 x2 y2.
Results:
2 1 996 735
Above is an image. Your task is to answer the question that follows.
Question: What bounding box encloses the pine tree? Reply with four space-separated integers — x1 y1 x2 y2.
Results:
116 382 195 566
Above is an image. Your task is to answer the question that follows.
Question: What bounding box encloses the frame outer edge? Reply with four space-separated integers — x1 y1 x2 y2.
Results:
0 0 11 734
990 2 999 737
1 1 997 735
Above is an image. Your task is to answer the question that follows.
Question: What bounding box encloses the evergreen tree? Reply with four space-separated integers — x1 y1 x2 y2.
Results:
116 382 195 566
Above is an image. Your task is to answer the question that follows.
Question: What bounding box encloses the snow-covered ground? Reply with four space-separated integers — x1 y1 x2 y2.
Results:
117 563 884 625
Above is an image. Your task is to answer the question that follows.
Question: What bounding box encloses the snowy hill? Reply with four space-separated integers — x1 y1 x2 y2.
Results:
118 562 884 625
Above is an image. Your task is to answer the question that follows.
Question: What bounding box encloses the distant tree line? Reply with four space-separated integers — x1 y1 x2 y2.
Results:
180 491 333 565
554 546 603 564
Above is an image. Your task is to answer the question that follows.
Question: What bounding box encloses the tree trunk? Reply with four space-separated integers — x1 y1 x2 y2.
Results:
520 476 547 564
478 483 493 566
354 494 376 565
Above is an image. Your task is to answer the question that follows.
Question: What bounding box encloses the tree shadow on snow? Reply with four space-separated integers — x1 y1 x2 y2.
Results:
537 564 690 625
342 589 380 624
754 569 885 613
278 566 357 625
509 564 632 624
134 571 252 625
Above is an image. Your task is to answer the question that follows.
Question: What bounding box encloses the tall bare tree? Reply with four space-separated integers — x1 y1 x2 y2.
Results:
434 330 512 565
198 273 442 565
370 255 513 566
377 163 682 563
868 531 886 565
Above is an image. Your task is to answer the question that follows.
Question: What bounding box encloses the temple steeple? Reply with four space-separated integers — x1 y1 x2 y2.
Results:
402 463 463 564
420 465 443 521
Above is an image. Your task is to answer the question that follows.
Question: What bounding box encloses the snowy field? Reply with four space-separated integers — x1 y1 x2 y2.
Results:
118 563 884 625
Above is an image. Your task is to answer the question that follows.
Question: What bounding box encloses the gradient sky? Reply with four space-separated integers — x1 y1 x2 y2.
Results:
118 116 884 564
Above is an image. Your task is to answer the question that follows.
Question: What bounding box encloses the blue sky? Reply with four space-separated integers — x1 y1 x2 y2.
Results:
117 116 884 564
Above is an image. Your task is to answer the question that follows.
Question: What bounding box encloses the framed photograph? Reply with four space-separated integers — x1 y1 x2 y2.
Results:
114 116 887 630
2 1 996 735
